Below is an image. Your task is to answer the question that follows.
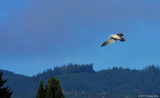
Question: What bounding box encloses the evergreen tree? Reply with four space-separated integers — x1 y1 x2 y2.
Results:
36 80 45 98
45 76 64 98
0 72 13 98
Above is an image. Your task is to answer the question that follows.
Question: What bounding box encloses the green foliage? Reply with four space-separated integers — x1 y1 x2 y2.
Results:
1 64 160 98
0 72 13 98
36 77 64 98
45 77 64 98
36 80 45 98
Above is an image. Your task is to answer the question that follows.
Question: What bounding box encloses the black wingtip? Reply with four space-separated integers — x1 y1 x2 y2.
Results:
120 38 125 41
101 43 105 47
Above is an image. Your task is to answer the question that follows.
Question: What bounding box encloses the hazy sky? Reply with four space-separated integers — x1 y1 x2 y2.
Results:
0 0 160 76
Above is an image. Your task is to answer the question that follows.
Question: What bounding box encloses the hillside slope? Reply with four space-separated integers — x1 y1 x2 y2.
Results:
1 64 160 98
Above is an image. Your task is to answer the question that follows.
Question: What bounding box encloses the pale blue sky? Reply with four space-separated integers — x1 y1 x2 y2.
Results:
0 0 160 76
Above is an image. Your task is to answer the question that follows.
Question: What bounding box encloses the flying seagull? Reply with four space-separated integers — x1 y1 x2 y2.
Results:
101 33 125 47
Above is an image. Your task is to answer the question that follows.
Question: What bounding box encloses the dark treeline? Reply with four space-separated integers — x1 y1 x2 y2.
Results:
54 63 95 74
36 63 94 76
1 64 160 98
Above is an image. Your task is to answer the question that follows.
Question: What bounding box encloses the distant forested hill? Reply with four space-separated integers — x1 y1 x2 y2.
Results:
1 64 160 98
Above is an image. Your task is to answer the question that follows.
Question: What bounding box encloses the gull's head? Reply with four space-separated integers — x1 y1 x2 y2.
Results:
110 35 114 37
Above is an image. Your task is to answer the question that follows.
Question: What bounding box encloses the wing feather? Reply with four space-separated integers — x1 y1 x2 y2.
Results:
101 38 116 47
117 33 123 37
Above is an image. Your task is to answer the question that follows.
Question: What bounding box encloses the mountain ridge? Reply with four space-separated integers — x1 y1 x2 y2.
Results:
0 64 160 98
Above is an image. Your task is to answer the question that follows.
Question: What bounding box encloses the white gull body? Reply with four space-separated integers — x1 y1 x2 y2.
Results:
101 33 125 47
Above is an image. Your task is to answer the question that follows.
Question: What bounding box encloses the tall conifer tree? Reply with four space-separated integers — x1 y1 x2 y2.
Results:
45 76 64 98
36 80 45 98
0 72 13 98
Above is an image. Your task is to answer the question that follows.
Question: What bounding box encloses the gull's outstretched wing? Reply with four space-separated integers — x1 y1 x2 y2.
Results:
101 38 116 47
